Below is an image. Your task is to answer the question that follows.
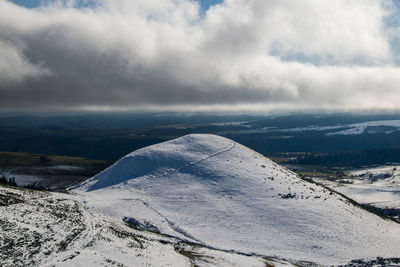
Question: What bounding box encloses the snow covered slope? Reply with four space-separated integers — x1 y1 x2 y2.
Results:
1 184 286 267
77 134 400 265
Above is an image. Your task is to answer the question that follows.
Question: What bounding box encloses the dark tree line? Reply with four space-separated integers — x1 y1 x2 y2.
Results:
294 148 400 167
0 175 17 186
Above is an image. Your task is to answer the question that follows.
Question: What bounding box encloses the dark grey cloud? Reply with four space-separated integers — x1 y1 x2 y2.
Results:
1 0 400 112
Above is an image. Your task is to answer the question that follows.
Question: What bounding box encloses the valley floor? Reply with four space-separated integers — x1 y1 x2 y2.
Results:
313 165 400 223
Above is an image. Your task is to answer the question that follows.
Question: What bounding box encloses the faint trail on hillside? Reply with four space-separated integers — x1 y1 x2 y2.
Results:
41 195 98 267
185 140 236 168
147 140 236 180
128 141 237 243
74 198 96 247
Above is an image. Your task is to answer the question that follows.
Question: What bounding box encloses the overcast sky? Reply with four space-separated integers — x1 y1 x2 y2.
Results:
1 0 400 113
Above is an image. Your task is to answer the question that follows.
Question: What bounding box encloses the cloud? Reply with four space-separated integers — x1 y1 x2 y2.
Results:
0 0 400 112
0 40 51 84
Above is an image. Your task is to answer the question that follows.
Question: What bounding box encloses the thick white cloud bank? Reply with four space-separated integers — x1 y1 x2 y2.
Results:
1 0 400 112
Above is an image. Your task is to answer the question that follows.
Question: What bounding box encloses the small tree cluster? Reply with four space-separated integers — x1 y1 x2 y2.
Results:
24 182 47 191
37 155 51 166
0 175 18 187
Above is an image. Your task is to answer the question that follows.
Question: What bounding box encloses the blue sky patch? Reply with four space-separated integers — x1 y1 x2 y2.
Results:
8 0 224 11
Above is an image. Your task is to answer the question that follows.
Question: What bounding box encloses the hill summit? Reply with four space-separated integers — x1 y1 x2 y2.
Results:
78 134 400 265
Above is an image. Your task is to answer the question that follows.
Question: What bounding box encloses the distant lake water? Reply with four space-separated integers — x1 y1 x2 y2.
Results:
0 169 43 186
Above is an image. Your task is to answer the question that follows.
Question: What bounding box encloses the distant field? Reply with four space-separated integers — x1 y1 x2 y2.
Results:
0 151 110 167
0 151 113 190
2 113 400 161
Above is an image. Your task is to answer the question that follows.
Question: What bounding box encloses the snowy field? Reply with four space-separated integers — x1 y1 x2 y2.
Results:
253 119 400 136
316 165 400 222
327 120 400 135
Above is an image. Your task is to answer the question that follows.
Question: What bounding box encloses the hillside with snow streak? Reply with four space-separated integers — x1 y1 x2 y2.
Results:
77 134 400 266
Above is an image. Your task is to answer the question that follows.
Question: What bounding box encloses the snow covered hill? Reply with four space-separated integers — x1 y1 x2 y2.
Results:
76 134 400 265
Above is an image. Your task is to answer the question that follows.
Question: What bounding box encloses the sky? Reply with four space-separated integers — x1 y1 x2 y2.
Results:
1 0 400 113
7 0 224 11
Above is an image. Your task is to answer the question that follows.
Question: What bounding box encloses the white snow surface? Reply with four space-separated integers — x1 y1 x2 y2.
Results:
327 120 400 135
330 166 400 210
276 119 400 136
76 134 400 265
1 185 280 267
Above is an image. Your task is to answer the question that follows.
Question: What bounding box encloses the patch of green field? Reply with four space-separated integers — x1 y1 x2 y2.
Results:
0 151 110 167
288 163 327 171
